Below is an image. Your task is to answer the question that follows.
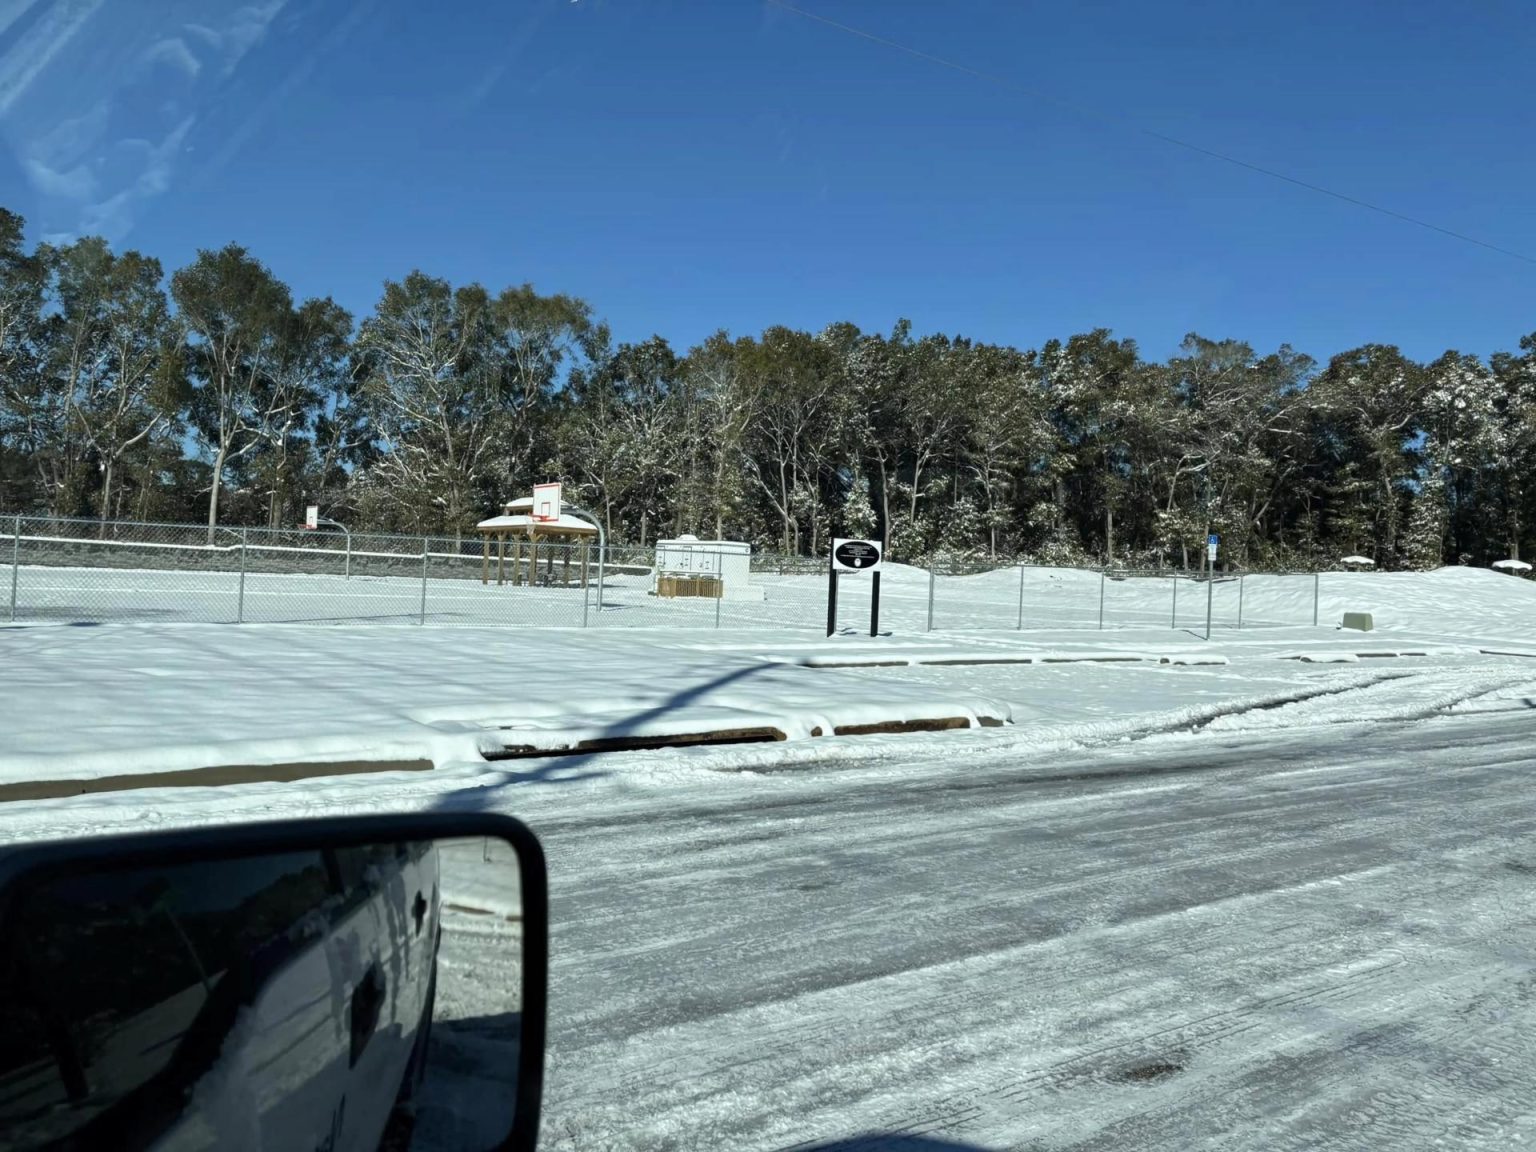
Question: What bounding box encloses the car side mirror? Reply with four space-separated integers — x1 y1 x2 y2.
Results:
0 812 547 1152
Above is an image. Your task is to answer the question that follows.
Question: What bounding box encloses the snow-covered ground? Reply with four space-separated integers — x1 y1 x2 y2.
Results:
2 566 1535 1149
14 556 1519 636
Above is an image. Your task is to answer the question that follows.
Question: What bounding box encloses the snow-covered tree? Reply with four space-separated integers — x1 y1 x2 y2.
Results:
170 244 296 535
43 238 180 528
964 343 1046 558
837 469 878 539
739 326 848 556
563 336 683 545
1419 351 1498 562
1402 472 1449 570
1489 335 1536 561
354 272 499 537
678 331 760 539
0 210 56 511
1308 345 1429 565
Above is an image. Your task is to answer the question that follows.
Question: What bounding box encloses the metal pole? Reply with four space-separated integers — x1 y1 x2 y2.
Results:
556 505 605 622
317 516 350 579
1016 564 1025 630
1205 572 1214 641
237 528 247 624
581 542 591 629
926 565 936 632
1237 574 1245 630
870 569 881 637
596 537 606 618
1312 571 1320 627
9 514 19 623
715 550 723 630
826 554 839 637
419 537 429 625
1098 570 1106 630
1171 573 1178 629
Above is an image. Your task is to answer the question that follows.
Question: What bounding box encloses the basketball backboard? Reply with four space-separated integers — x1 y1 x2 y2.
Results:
532 482 562 523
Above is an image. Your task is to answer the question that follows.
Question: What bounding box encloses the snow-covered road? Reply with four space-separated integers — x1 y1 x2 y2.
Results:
535 708 1536 1151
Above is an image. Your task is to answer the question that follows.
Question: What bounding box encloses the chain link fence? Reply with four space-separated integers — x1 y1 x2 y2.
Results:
2 515 1324 635
922 557 1323 636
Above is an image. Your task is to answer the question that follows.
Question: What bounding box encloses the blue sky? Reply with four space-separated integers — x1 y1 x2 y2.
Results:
1 0 1532 364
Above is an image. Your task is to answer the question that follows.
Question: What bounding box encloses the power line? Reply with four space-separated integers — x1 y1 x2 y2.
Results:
765 0 1536 267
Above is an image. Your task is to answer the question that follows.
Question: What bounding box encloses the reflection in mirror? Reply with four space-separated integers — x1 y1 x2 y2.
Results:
0 835 523 1152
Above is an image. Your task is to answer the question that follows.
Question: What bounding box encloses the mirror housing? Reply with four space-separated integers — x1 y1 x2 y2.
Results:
0 811 547 1152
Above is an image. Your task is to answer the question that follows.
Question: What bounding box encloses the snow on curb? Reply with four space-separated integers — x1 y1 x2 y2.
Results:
1277 648 1459 663
697 670 1433 779
768 649 1172 669
475 695 1011 758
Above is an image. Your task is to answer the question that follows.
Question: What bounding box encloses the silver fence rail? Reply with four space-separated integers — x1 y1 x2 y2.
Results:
2 515 1325 635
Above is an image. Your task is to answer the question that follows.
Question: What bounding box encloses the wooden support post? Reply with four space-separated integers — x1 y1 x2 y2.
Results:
562 545 571 586
530 535 540 587
482 535 490 584
497 534 507 585
511 538 520 586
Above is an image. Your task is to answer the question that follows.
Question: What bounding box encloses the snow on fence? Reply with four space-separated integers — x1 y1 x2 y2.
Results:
2 515 1324 634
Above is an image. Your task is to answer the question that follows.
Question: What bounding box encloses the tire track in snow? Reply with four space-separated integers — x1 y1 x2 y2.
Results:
767 929 1412 1152
538 714 1536 1151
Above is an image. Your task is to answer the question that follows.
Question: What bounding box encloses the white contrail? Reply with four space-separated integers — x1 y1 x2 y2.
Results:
0 0 105 117
0 0 41 40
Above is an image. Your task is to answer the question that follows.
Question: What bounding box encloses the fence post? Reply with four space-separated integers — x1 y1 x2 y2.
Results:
595 542 606 620
926 565 936 633
1237 574 1245 630
1205 574 1214 641
1313 572 1320 627
714 558 723 630
419 538 429 625
8 514 19 623
1098 570 1106 630
1016 565 1025 630
1171 574 1178 629
237 529 248 624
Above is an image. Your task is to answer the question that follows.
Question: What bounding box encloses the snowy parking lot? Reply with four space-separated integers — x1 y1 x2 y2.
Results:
2 566 1535 1149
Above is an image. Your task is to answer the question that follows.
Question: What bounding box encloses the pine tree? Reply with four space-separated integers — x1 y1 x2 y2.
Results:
1402 472 1448 570
838 471 877 539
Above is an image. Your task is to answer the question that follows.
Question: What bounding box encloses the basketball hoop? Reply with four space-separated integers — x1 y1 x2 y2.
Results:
532 482 562 524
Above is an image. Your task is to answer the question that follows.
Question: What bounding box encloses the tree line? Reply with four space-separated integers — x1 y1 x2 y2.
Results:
2 206 1533 569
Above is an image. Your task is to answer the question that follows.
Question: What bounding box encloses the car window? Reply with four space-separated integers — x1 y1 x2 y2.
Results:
332 842 407 897
0 850 331 1145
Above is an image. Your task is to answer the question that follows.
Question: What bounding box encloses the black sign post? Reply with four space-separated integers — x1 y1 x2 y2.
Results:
829 539 884 637
826 549 839 637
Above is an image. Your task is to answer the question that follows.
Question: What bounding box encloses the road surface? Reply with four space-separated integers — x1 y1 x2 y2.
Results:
531 709 1536 1151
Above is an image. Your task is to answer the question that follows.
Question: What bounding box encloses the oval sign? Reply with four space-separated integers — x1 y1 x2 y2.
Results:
833 539 881 571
